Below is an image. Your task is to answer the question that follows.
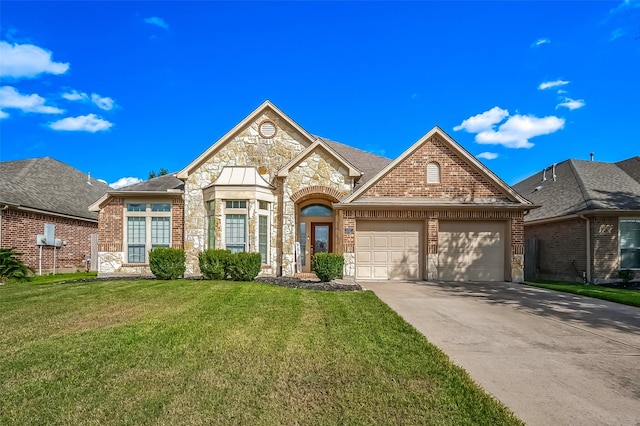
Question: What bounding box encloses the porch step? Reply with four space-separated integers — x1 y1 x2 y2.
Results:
294 272 318 280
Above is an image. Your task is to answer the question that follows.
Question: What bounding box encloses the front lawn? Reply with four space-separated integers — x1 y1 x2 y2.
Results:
0 279 521 425
526 281 640 307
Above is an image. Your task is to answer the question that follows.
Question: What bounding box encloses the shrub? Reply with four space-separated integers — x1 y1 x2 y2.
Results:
619 269 635 288
149 247 186 280
198 249 231 280
312 253 344 282
227 252 262 281
0 248 33 283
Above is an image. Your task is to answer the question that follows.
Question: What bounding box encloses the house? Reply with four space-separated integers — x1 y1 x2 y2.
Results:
90 101 532 282
0 157 110 273
513 156 640 283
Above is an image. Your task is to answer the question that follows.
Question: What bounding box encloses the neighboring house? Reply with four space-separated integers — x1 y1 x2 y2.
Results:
513 156 640 283
90 101 532 282
0 157 110 273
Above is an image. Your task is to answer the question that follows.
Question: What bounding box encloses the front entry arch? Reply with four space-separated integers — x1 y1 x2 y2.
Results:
298 202 334 273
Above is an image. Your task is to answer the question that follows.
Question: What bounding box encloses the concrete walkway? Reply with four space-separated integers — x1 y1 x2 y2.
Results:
363 281 640 426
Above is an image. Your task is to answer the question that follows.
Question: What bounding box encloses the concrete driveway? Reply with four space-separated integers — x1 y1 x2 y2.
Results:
363 281 640 426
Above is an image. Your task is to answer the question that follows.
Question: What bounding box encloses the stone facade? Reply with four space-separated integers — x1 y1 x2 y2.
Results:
1 207 97 273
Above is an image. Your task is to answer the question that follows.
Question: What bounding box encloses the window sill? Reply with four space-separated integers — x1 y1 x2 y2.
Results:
122 263 149 267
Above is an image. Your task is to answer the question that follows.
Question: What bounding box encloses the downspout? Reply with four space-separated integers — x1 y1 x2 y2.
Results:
579 215 591 283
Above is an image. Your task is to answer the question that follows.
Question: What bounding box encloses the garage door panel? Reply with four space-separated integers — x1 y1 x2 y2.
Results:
356 221 422 281
438 221 505 282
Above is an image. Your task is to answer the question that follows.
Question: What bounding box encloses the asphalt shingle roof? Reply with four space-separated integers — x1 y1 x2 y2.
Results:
0 157 110 220
318 137 392 188
513 157 640 222
118 173 184 192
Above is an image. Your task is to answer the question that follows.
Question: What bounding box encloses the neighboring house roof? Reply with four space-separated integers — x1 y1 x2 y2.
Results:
513 157 640 223
0 157 110 221
341 126 532 207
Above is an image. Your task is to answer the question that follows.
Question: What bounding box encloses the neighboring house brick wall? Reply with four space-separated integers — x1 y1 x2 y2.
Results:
524 219 587 282
1 208 97 273
591 216 619 282
363 135 504 199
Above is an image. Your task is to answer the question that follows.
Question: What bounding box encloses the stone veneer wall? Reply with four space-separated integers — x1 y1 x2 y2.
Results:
363 135 505 200
341 209 525 282
183 110 354 276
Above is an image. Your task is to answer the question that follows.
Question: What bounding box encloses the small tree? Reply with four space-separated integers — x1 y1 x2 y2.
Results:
619 269 635 288
0 248 33 283
149 247 186 280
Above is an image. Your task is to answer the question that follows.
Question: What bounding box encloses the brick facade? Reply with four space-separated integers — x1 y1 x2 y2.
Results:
363 135 504 200
1 208 97 273
591 216 619 281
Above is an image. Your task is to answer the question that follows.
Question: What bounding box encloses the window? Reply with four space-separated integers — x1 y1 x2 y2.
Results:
259 215 268 264
125 202 172 264
226 200 246 209
127 217 146 263
427 162 440 184
620 219 640 269
226 214 246 253
300 204 332 217
259 200 269 211
207 201 216 249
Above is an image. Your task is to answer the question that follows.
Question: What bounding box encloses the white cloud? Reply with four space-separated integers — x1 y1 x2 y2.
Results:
62 90 89 101
0 86 64 117
610 28 625 41
144 16 169 30
538 80 570 90
557 89 568 94
476 114 565 149
0 110 9 119
533 38 550 47
49 114 113 132
556 97 586 110
109 177 143 189
0 41 69 79
91 93 115 110
477 152 499 160
453 106 509 133
609 0 640 15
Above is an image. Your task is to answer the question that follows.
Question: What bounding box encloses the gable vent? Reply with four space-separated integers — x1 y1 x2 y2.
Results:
427 162 440 183
259 120 276 138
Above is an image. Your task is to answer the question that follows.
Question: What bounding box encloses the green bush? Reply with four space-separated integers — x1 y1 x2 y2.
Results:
0 248 33 283
227 252 262 281
619 269 636 288
312 253 344 282
198 249 231 280
149 247 186 280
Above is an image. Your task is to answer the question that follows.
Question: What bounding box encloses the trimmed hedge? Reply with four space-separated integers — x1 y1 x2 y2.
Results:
149 247 186 280
199 249 231 280
312 253 344 282
228 252 262 281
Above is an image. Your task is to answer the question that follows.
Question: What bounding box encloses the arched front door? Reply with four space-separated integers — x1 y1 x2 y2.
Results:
298 203 333 273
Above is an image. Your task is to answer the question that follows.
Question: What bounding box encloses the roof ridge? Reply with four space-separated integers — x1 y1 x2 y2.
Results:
568 159 593 210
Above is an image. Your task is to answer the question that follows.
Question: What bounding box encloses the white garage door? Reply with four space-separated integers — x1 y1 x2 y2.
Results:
356 221 421 280
438 221 505 281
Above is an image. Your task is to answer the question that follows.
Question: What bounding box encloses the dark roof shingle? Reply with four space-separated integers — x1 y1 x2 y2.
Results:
0 157 110 220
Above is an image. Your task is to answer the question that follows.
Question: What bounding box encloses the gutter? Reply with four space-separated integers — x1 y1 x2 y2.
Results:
579 215 591 283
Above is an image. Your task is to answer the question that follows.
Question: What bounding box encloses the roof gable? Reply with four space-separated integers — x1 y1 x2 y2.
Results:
0 157 110 220
276 139 362 179
342 127 530 205
177 101 317 179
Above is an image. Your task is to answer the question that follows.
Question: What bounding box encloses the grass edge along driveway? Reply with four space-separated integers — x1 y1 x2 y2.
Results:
526 281 640 307
0 279 522 425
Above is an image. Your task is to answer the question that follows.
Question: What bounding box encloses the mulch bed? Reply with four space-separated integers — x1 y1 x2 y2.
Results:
255 276 363 291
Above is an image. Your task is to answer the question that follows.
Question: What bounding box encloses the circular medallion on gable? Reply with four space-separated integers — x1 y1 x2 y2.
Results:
259 120 277 138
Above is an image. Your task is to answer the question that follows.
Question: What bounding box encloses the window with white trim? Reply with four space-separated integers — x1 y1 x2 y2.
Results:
125 202 172 264
620 218 640 269
225 214 246 253
427 162 440 184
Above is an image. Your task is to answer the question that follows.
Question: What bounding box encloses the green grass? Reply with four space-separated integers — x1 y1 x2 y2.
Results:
28 271 98 284
526 281 640 307
0 279 522 425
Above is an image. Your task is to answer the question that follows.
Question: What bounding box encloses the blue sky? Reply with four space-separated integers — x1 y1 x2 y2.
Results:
1 1 638 188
